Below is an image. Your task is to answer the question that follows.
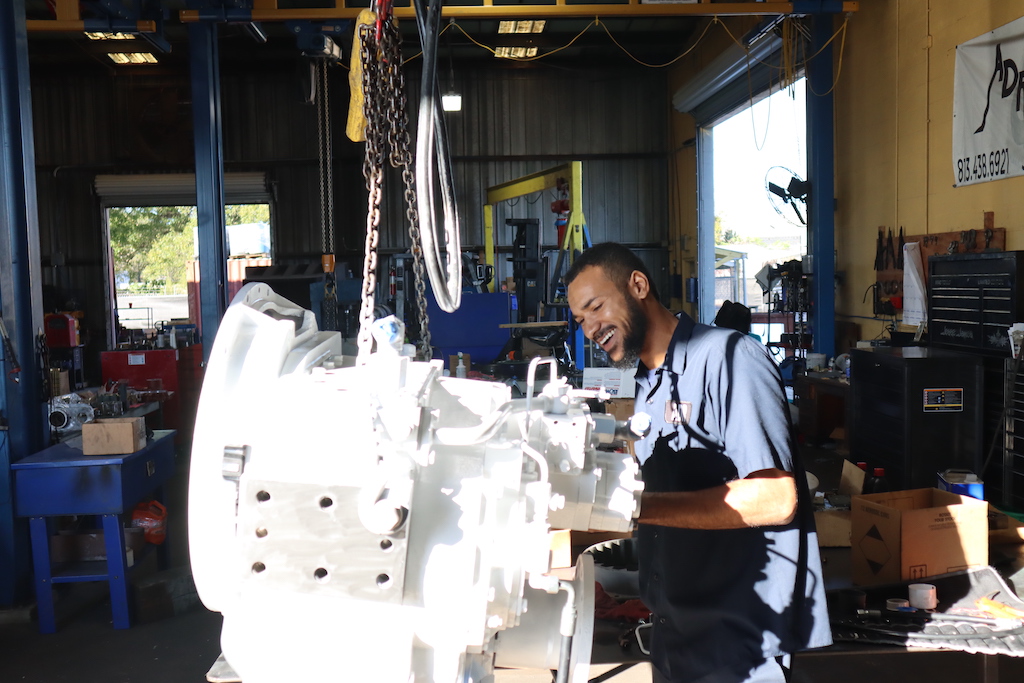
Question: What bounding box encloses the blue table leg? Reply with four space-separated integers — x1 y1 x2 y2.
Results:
27 517 55 634
154 487 170 571
101 514 131 629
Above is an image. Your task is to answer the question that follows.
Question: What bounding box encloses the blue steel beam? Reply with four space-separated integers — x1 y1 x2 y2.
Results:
0 0 48 606
189 21 229 361
806 13 837 356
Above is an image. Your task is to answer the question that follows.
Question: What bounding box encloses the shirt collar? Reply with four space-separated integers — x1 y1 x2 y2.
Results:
636 311 696 383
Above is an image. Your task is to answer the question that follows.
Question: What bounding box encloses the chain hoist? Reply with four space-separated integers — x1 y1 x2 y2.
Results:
354 5 432 361
315 58 339 332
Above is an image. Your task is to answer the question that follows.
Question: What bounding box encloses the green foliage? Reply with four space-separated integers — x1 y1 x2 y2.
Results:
109 204 269 294
109 206 195 283
143 227 195 289
713 216 740 245
226 204 270 226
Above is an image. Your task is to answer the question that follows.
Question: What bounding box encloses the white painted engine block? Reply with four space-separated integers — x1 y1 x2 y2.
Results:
188 283 644 682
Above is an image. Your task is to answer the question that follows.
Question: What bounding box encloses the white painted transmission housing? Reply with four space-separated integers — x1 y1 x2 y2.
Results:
188 283 644 682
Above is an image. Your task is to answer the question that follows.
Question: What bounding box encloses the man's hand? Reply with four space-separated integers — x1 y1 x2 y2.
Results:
638 468 798 530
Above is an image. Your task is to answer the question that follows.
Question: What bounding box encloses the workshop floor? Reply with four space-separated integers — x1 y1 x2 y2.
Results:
0 441 845 683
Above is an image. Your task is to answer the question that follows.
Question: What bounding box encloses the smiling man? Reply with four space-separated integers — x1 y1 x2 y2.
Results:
565 243 831 683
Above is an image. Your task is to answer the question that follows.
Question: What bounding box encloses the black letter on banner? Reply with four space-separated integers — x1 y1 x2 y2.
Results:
975 43 1005 134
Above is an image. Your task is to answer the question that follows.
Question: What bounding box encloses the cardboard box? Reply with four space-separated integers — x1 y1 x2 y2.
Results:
989 508 1024 545
132 567 201 624
850 488 988 586
814 490 853 547
521 338 553 358
49 527 145 563
838 460 866 496
82 417 147 455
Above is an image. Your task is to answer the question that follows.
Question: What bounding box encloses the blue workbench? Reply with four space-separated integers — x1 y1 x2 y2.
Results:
11 429 177 632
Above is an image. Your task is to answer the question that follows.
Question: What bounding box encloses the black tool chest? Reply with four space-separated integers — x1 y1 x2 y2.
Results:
1001 358 1024 510
849 347 983 490
928 251 1024 355
924 252 1024 509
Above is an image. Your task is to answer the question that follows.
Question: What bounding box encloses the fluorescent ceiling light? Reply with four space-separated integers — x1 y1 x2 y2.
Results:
498 20 545 34
107 52 158 65
85 32 134 40
495 46 538 59
442 92 463 112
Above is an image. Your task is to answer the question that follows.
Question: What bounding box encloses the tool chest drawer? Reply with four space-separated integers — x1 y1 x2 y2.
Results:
929 252 1024 354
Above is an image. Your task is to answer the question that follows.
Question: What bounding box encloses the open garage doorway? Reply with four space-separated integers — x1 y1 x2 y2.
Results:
711 78 807 355
106 203 271 346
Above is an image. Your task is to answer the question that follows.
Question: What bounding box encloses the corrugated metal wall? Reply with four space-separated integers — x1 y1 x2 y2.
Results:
29 60 670 375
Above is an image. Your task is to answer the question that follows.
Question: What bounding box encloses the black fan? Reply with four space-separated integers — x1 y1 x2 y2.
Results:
765 167 810 226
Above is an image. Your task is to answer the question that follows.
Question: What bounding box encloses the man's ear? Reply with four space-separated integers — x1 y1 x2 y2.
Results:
628 270 650 300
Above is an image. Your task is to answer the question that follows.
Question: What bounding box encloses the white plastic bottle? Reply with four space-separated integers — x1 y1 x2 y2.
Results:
456 352 467 379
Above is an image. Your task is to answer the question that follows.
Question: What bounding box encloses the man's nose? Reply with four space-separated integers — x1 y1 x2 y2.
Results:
581 319 598 339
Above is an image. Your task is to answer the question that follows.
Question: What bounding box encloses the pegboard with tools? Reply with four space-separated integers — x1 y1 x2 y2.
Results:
873 212 1006 315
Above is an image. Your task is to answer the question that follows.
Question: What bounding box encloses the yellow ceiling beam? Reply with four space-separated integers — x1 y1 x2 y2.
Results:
26 19 158 33
181 2 858 22
26 0 159 33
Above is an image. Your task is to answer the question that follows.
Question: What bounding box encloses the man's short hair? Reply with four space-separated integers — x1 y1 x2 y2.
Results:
564 242 660 300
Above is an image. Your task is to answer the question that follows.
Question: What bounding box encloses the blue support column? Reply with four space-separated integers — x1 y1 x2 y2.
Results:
806 14 837 356
697 127 715 324
189 22 228 362
0 0 47 606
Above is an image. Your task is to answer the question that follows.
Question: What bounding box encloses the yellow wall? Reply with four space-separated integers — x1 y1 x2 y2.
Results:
836 1 1024 320
667 4 1024 333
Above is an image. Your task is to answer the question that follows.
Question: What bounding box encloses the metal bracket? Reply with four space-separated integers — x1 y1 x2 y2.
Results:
222 444 249 481
286 20 352 61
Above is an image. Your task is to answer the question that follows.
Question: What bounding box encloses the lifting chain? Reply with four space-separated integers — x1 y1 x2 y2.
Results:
316 58 339 332
357 13 431 361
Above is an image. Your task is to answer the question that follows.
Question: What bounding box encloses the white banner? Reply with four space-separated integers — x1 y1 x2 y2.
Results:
952 16 1024 187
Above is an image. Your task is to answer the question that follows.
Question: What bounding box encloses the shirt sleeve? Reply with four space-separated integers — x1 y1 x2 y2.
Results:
711 333 795 478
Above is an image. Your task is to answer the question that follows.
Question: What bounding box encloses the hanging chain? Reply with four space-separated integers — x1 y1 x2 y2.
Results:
380 18 431 360
358 23 385 360
317 59 339 332
357 14 432 361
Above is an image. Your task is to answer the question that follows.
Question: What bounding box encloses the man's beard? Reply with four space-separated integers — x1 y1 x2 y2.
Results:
610 295 647 370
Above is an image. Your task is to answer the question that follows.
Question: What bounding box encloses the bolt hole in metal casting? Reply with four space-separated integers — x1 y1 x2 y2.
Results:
255 527 268 538
314 567 329 583
256 490 271 503
376 573 392 589
319 496 333 509
380 538 393 552
252 562 267 574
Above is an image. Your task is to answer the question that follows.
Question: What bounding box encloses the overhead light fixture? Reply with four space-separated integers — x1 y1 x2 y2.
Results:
494 46 538 59
442 20 461 112
107 52 159 65
442 93 462 112
85 32 134 40
498 20 545 35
